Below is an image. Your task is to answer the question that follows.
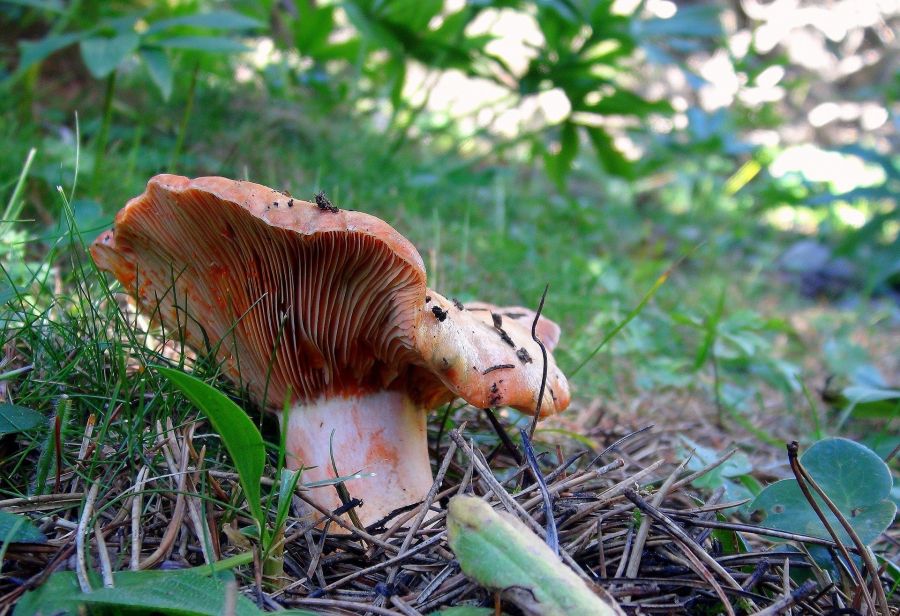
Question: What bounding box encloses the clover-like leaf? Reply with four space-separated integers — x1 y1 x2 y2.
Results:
752 438 896 545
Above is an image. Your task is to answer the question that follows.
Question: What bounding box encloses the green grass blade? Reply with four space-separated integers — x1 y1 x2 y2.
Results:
1 147 36 237
570 256 684 377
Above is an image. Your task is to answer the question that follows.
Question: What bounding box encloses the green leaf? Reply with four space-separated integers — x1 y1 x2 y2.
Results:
0 511 47 544
3 0 64 12
147 10 262 35
543 121 579 189
577 90 672 117
152 36 248 53
752 438 896 545
293 2 336 56
17 32 85 73
584 125 634 179
14 569 263 616
139 48 173 100
841 385 900 419
380 0 443 31
447 496 622 616
273 468 303 540
156 367 265 533
0 403 44 435
79 32 140 78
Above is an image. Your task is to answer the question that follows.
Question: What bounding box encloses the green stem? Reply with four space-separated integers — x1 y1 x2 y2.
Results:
195 551 254 575
261 526 285 589
170 62 199 170
91 70 117 194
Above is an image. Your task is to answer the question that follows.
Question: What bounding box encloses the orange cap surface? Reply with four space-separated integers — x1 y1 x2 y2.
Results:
92 175 570 417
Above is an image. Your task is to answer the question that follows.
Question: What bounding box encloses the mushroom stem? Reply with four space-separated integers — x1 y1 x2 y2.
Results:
279 392 433 527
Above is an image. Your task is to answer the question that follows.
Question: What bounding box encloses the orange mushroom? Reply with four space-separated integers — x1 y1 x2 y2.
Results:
91 175 570 526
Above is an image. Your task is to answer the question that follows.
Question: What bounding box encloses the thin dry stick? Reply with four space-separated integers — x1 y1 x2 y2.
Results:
159 421 212 565
383 440 458 587
613 526 635 578
414 563 457 606
290 598 401 615
391 595 425 616
526 283 550 441
294 493 400 553
556 460 665 530
139 444 189 570
670 448 738 491
589 425 654 466
623 489 746 597
450 431 590 581
519 428 558 554
667 516 865 551
753 580 818 616
787 441 887 616
0 493 84 513
625 455 692 578
130 466 149 570
94 522 114 588
322 531 447 592
76 481 100 593
70 414 96 495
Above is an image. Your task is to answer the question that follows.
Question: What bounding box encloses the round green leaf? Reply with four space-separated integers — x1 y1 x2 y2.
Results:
0 403 44 435
753 438 896 545
0 511 47 544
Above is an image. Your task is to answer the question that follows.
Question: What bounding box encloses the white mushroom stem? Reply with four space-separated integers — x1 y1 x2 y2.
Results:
279 391 434 527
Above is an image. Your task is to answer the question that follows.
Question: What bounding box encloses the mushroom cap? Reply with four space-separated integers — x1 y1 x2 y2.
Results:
92 175 569 417
410 292 569 417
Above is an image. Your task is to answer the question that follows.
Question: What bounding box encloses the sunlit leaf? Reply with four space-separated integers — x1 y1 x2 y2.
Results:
584 125 634 179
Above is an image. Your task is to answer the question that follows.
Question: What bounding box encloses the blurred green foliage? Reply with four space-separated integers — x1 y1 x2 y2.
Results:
0 0 896 452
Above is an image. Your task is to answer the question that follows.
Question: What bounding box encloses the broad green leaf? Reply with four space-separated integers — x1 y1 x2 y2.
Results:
447 496 623 616
584 125 634 179
293 2 336 55
380 0 443 31
0 284 16 305
156 367 265 532
752 438 896 545
79 32 140 78
0 404 43 435
153 36 248 53
14 569 262 616
842 385 900 419
147 10 262 35
577 90 672 117
17 32 84 73
0 511 46 544
3 0 64 11
140 48 174 100
544 121 579 189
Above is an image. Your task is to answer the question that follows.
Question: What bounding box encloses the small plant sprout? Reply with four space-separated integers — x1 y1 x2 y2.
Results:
92 175 571 526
